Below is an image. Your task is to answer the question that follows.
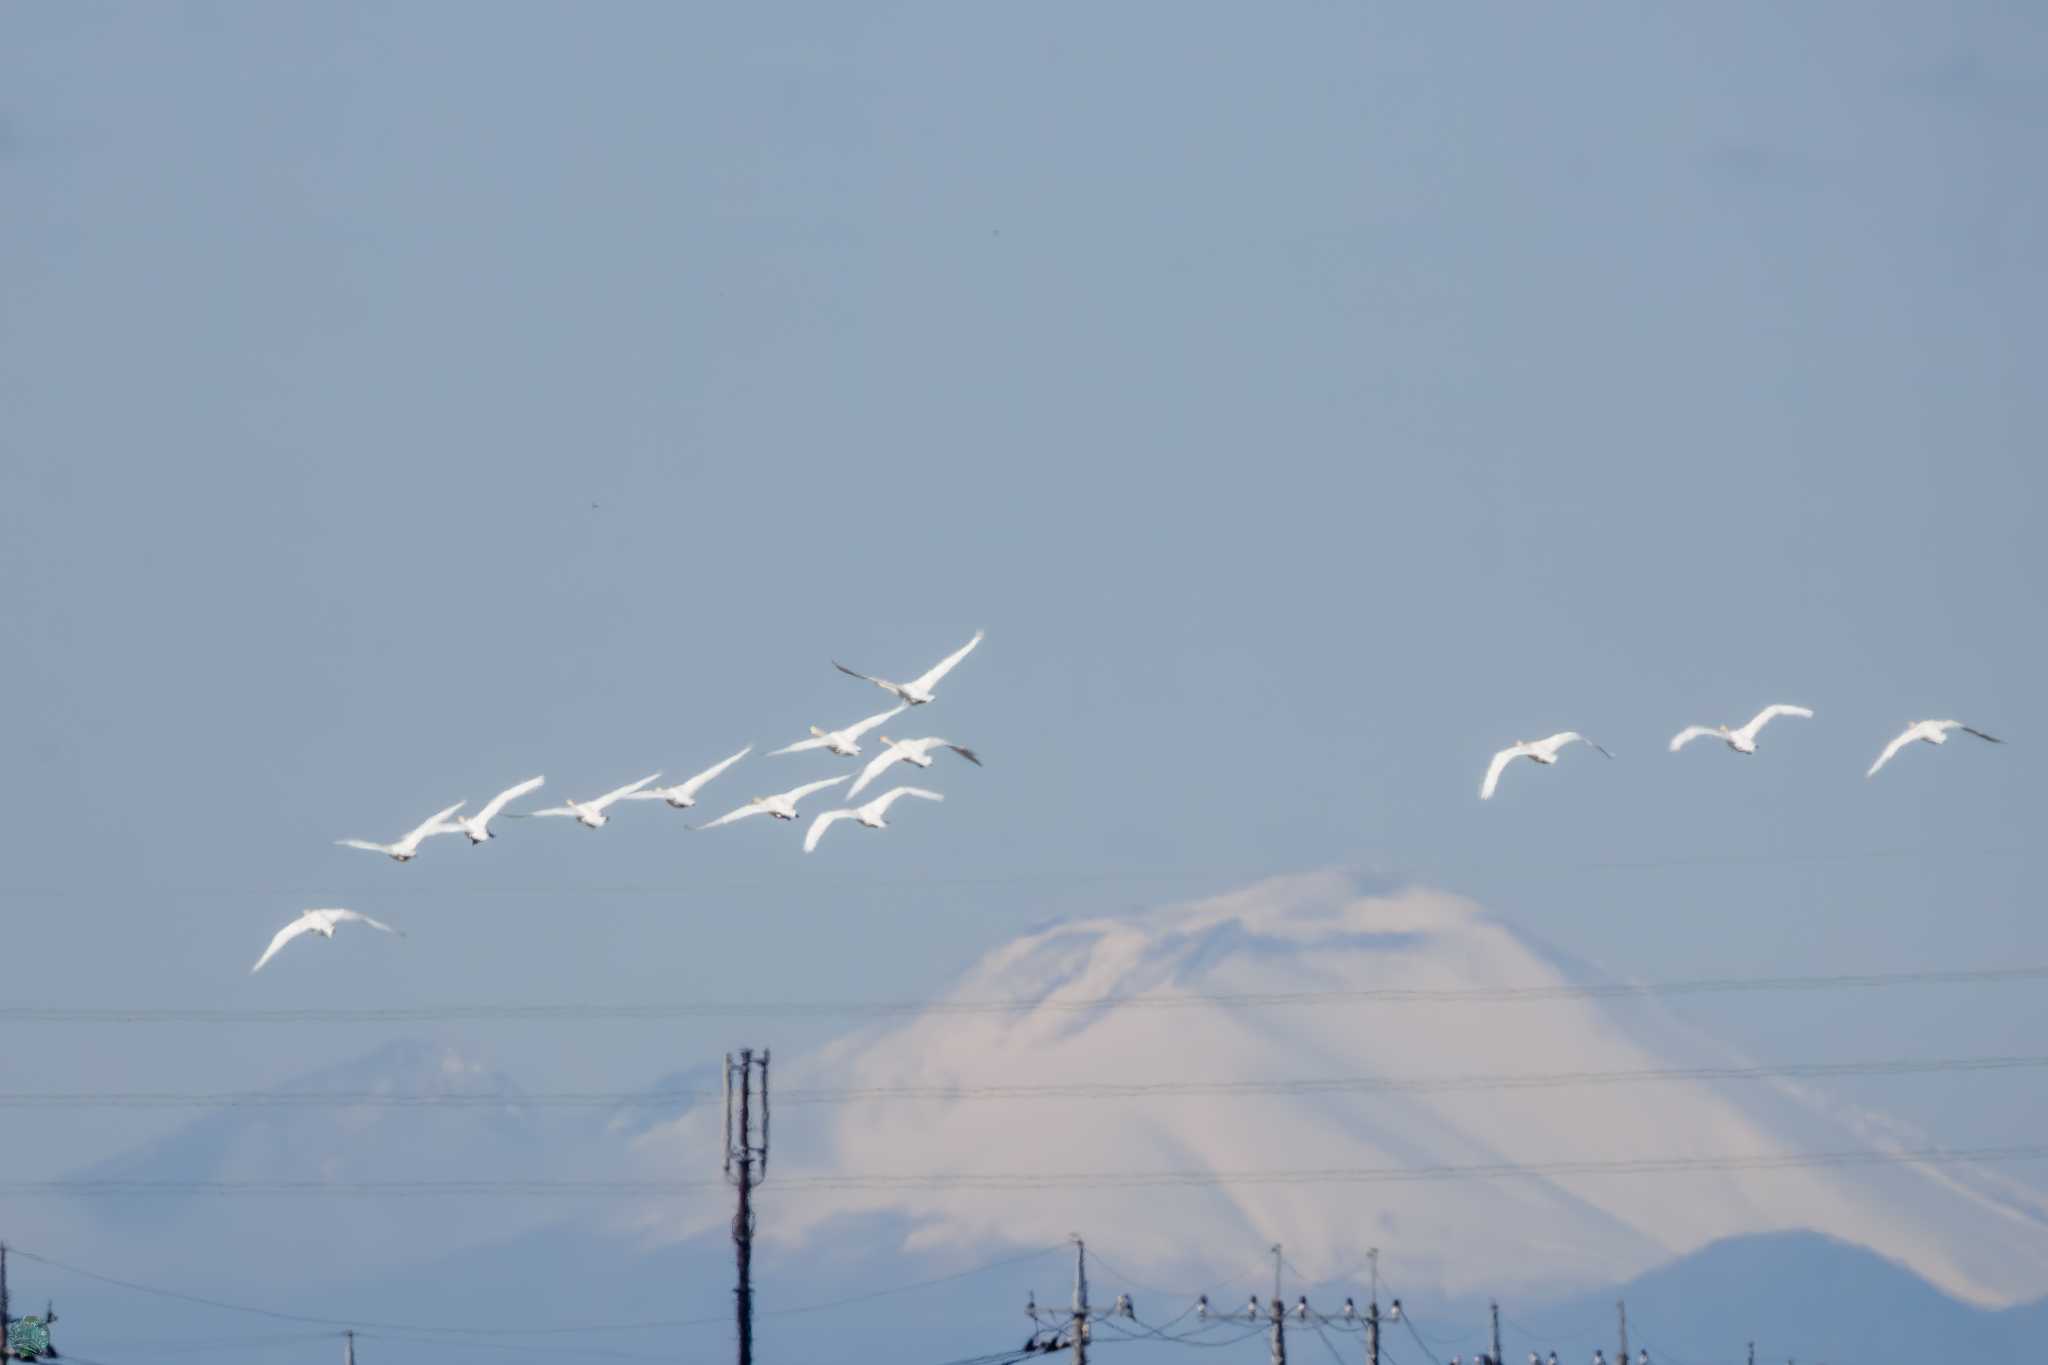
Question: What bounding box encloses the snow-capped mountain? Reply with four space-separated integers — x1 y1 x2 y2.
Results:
623 870 2048 1307
65 1037 564 1285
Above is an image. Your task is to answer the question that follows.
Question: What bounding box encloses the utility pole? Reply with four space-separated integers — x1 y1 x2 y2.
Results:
1616 1300 1628 1365
1490 1300 1502 1365
344 1329 355 1365
2 1241 11 1363
1070 1236 1089 1365
1363 1248 1379 1365
723 1049 771 1365
1267 1245 1286 1365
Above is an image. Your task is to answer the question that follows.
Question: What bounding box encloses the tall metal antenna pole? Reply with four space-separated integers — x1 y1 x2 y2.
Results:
1490 1300 1502 1365
1070 1236 1089 1365
344 1328 355 1365
724 1049 771 1365
1617 1300 1629 1365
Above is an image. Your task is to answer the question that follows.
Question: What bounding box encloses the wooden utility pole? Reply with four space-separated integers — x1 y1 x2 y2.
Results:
344 1328 355 1365
1266 1245 1286 1365
723 1049 770 1365
1070 1237 1089 1365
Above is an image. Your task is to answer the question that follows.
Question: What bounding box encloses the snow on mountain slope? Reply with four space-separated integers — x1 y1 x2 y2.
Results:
623 871 2048 1306
65 1037 563 1284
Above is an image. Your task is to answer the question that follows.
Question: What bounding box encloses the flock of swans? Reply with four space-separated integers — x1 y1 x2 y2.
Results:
251 631 987 972
257 637 2004 970
1480 705 2001 799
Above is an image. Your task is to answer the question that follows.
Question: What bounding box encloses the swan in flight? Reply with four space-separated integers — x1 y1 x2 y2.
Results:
833 629 984 706
804 786 944 852
1480 732 1612 800
695 776 848 830
848 735 982 798
530 772 662 828
250 908 401 974
769 704 906 758
336 801 466 862
1867 719 2002 778
450 776 545 843
624 746 753 809
1669 704 1814 756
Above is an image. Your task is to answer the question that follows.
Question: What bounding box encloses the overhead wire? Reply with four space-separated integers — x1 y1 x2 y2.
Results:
5 961 2043 1025
12 1142 2044 1197
5 1240 1063 1337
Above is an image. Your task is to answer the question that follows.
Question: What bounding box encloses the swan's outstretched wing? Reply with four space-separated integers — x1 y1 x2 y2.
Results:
768 734 834 757
591 772 662 811
909 629 985 694
529 805 582 818
1668 726 1720 753
1480 747 1521 800
1745 704 1814 733
867 786 944 816
401 801 467 847
1867 726 1919 778
668 745 752 800
843 703 908 741
250 914 318 974
781 775 850 805
847 746 901 799
803 808 858 853
327 908 402 937
1960 725 2003 744
941 743 982 766
335 839 391 855
695 801 766 831
833 661 900 695
474 776 545 825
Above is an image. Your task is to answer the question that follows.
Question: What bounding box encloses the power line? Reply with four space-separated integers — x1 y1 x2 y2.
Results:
0 841 2027 903
9 1144 2047 1197
7 1050 2039 1109
5 1242 1064 1336
6 962 2044 1025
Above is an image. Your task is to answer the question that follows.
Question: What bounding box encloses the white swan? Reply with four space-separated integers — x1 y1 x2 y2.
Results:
1669 704 1814 756
833 629 984 706
1480 732 1613 800
769 704 906 758
848 735 983 798
624 746 753 809
450 776 545 843
530 772 662 828
1867 719 2002 778
336 801 465 862
804 786 944 852
695 775 849 830
250 908 401 974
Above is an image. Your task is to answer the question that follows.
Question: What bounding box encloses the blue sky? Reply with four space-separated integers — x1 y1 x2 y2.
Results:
1 0 2043 1193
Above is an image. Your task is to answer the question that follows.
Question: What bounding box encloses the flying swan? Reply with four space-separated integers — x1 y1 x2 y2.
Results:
1669 704 1814 756
1867 719 2002 778
250 908 401 974
695 776 849 830
833 629 984 706
848 735 982 798
1480 732 1613 800
804 786 944 852
336 801 466 862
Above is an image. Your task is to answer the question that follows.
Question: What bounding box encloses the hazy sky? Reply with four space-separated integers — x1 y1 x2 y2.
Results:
2 1 2043 1194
